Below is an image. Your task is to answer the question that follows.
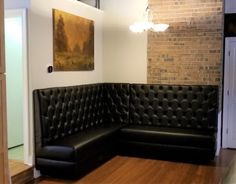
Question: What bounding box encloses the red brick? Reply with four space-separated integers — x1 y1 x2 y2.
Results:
147 0 223 85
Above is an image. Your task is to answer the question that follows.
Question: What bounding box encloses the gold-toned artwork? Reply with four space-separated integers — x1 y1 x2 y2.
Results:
53 9 94 71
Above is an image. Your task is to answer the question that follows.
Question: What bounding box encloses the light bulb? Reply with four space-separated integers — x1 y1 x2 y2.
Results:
152 24 169 32
129 22 144 33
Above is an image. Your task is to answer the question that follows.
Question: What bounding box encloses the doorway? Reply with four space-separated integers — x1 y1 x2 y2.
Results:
4 9 28 162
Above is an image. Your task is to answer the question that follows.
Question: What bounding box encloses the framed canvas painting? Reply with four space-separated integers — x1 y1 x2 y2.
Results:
53 9 94 71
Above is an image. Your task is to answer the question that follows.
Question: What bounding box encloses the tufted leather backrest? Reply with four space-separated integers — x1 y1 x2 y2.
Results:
130 84 218 131
34 84 104 146
103 83 130 124
34 83 219 149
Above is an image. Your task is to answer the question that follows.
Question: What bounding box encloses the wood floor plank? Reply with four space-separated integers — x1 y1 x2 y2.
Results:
35 149 236 184
9 160 34 184
9 160 31 176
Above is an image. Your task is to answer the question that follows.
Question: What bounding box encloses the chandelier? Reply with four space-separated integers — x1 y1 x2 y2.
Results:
129 5 169 33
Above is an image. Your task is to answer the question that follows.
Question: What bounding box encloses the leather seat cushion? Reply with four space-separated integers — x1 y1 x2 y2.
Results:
38 123 121 162
119 125 215 149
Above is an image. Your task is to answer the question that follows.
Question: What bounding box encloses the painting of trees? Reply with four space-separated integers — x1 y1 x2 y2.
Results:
53 9 94 71
55 15 68 52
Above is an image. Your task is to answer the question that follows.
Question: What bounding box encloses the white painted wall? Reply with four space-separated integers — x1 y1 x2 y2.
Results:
28 0 103 89
101 0 147 83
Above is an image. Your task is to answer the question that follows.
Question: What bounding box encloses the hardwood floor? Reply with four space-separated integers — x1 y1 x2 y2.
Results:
35 149 236 184
222 152 236 184
9 160 34 184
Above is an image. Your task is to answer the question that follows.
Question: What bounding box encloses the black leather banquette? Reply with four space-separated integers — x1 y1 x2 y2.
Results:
33 83 218 178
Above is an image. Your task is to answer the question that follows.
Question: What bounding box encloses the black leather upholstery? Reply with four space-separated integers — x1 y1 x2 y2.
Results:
129 84 217 130
37 123 120 161
118 84 218 160
35 84 104 145
120 125 216 148
34 84 121 177
33 83 218 178
103 83 130 124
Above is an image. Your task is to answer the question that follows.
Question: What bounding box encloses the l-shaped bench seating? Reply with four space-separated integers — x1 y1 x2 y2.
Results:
33 83 218 178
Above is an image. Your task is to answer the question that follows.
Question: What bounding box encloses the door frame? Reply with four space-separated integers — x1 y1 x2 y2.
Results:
0 0 9 182
222 37 236 148
4 9 29 164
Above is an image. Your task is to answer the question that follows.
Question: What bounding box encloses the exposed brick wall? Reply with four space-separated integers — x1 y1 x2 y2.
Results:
147 0 223 85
